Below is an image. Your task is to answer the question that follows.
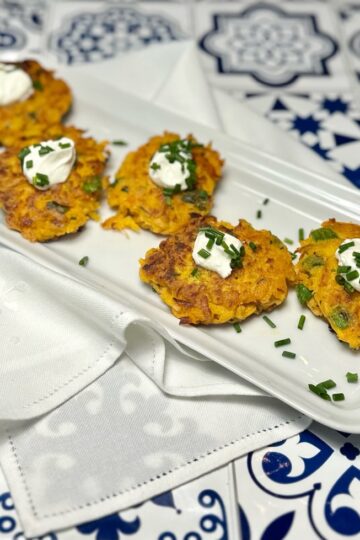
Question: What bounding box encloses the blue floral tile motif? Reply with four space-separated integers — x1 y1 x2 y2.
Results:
77 512 141 540
0 16 26 51
199 3 338 87
349 29 360 59
49 6 185 64
4 1 44 32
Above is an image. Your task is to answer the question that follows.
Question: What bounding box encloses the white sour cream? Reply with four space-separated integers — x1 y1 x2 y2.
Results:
0 63 33 106
336 238 360 292
22 137 76 190
192 230 243 279
149 145 192 191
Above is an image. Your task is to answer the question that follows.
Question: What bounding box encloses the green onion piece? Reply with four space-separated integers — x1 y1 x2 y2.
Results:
164 196 172 206
282 351 296 359
256 210 262 219
346 372 358 383
59 142 71 149
198 248 210 259
112 140 128 146
33 173 49 188
39 145 54 156
46 201 69 214
346 270 359 281
33 79 43 91
263 198 269 205
284 238 294 245
191 268 199 278
330 307 350 329
296 284 313 305
337 265 351 274
206 237 215 250
291 252 297 261
310 227 338 241
79 256 89 267
233 322 242 333
338 241 355 254
82 176 102 193
26 160 33 169
18 146 30 164
151 163 161 171
298 314 306 330
298 228 305 241
274 338 291 347
319 379 336 390
302 254 324 269
249 242 257 252
263 315 276 328
332 393 345 402
308 384 331 400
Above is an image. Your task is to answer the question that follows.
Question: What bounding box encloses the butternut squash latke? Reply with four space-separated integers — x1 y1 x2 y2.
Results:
0 60 72 148
103 132 223 235
0 125 108 242
140 216 296 325
295 219 360 349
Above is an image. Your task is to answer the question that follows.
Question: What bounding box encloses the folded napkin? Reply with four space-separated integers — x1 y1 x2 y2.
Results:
0 42 312 536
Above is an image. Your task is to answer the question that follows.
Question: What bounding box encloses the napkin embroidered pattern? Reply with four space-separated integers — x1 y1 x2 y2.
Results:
199 4 338 86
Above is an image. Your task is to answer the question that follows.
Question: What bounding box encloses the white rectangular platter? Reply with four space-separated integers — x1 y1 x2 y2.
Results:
2 72 360 432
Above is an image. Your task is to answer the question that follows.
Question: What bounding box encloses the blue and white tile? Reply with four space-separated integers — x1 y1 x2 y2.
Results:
45 1 190 65
194 1 349 92
227 89 360 187
0 464 237 539
0 0 45 61
235 423 360 540
337 2 360 82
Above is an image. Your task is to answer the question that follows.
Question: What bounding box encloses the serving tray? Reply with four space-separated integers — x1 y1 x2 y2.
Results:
1 72 360 431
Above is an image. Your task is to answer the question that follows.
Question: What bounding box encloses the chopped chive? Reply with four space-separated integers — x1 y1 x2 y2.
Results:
191 268 199 278
79 256 89 267
338 241 355 254
319 379 336 390
33 79 43 91
296 284 313 305
26 160 33 169
33 173 49 188
82 175 102 193
249 241 257 252
233 322 242 333
346 372 358 383
39 145 54 156
256 210 262 219
18 146 30 164
308 384 331 400
274 338 291 347
337 265 351 274
112 140 128 146
282 351 296 359
198 248 210 259
151 162 161 171
206 237 215 250
291 252 297 260
297 314 306 330
284 238 294 245
263 315 276 328
59 142 71 149
332 393 345 402
346 270 359 281
298 228 305 242
310 228 337 241
263 198 269 205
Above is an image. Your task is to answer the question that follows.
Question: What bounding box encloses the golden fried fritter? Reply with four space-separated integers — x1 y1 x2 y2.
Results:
0 60 72 148
140 216 296 325
0 125 108 242
103 132 223 235
295 219 360 349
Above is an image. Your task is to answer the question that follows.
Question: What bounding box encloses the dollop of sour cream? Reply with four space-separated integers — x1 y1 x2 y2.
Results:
0 63 33 106
336 238 360 292
149 141 193 191
21 137 76 190
192 230 243 278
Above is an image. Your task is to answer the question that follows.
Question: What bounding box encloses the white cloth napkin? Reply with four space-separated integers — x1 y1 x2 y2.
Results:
0 42 312 536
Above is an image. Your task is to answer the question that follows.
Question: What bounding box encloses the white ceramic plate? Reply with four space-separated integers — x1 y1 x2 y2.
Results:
1 73 360 431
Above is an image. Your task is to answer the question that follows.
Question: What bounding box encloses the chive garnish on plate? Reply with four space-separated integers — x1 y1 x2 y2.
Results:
346 372 358 383
332 393 345 402
297 314 306 330
112 140 128 146
282 351 296 359
274 338 291 347
79 256 89 267
263 315 276 328
298 228 305 242
233 322 242 333
256 210 262 219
